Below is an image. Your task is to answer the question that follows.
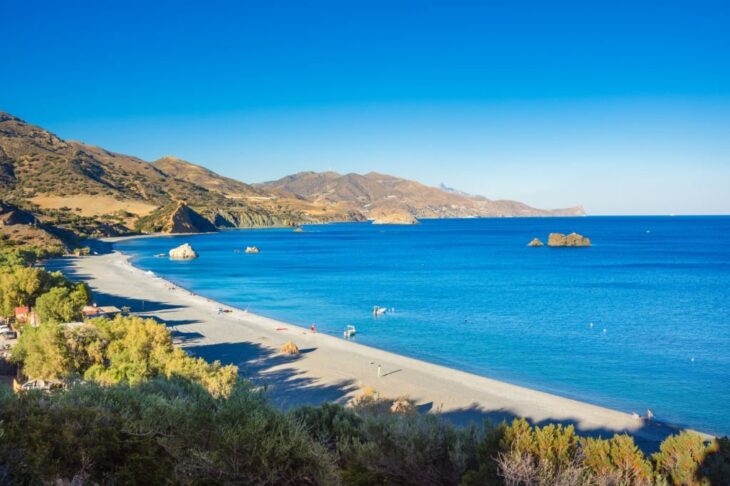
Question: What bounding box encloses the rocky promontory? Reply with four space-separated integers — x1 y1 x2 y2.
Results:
527 238 544 247
370 207 419 225
547 232 591 247
169 243 198 259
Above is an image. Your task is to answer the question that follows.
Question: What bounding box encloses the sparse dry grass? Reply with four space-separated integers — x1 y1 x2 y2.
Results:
31 195 156 218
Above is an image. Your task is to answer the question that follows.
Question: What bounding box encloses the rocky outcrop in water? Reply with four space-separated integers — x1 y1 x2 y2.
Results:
528 238 544 247
169 243 198 259
547 232 591 247
245 246 260 254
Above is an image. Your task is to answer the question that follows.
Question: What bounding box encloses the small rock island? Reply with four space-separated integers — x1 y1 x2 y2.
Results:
169 243 198 259
528 238 544 247
547 232 591 247
245 246 261 254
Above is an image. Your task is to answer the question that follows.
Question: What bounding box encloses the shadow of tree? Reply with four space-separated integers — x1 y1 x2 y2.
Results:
188 341 359 410
435 403 688 453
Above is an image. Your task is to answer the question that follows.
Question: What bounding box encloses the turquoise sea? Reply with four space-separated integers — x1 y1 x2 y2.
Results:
115 217 730 436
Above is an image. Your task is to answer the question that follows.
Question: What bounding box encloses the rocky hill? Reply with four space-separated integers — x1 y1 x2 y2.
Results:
259 171 585 221
152 156 263 198
0 111 584 236
0 112 354 235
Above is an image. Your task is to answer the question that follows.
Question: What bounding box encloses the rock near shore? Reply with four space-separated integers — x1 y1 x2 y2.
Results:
527 238 544 247
547 232 591 247
169 243 198 259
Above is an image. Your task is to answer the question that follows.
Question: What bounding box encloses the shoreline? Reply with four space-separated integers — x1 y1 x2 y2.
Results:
46 238 712 449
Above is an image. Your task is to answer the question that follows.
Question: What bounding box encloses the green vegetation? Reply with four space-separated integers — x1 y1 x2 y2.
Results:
12 315 237 397
0 227 727 484
0 387 727 485
0 380 337 485
0 234 65 267
0 265 82 318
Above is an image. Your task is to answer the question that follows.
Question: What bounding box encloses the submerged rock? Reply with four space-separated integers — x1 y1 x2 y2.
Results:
245 246 260 254
527 238 544 247
169 243 198 259
547 232 591 247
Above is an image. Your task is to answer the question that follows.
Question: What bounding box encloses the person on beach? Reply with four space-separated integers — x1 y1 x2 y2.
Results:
377 365 382 377
310 324 316 333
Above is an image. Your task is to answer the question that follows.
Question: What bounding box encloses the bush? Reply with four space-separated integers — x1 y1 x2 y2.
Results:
341 410 482 486
582 434 653 485
10 322 70 380
34 283 90 323
496 419 585 486
0 380 339 485
652 431 712 485
281 340 300 355
12 315 238 396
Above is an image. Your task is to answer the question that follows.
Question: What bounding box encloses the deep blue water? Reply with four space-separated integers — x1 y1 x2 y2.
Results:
116 217 730 436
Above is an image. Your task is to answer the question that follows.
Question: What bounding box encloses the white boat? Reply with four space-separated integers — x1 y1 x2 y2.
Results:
343 325 356 338
373 306 387 316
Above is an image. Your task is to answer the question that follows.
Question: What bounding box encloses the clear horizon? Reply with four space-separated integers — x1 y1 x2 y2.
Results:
2 0 729 215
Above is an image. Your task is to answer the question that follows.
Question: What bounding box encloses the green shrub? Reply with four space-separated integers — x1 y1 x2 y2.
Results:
34 283 90 323
342 410 481 486
496 419 585 486
653 431 712 485
0 380 339 485
12 315 238 396
582 434 652 485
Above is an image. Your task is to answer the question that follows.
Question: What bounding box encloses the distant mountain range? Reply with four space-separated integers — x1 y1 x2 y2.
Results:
259 171 584 223
0 111 584 237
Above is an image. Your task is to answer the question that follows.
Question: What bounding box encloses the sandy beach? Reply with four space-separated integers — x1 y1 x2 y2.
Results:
45 239 703 449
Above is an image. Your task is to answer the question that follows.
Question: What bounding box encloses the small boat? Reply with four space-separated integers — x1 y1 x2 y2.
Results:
373 306 387 316
343 325 356 339
154 253 167 258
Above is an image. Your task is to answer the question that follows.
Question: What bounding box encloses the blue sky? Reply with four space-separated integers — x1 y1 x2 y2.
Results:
2 0 729 214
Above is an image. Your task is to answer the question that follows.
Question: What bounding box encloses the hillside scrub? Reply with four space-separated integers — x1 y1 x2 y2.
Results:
2 387 727 485
11 315 238 397
0 379 338 485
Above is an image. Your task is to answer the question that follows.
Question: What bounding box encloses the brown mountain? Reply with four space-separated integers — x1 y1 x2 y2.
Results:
152 156 263 198
0 111 583 236
0 112 354 234
259 171 585 222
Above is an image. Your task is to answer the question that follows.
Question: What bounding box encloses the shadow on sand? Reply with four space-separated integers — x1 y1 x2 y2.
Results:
186 338 684 452
189 341 359 409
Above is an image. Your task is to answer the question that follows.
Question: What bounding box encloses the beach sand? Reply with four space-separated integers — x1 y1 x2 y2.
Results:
45 241 703 449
